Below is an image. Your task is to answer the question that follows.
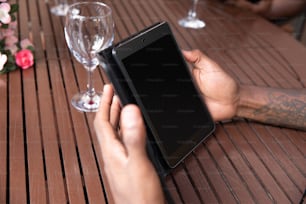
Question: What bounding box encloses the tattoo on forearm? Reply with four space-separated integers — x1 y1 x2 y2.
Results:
253 92 306 130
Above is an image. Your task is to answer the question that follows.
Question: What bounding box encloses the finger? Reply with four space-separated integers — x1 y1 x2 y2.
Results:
120 105 147 157
182 49 209 66
110 95 121 127
94 85 126 158
95 119 127 165
183 49 223 72
94 84 115 145
96 84 114 122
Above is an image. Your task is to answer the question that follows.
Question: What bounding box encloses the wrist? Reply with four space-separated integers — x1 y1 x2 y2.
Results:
236 85 263 119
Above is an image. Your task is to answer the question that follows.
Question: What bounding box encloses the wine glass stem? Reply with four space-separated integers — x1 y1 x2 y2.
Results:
188 0 198 19
86 66 96 97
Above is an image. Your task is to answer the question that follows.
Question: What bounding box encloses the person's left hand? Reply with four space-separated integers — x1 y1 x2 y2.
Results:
94 84 165 204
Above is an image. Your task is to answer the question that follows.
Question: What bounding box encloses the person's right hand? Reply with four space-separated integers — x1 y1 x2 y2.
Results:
94 85 165 204
183 50 240 122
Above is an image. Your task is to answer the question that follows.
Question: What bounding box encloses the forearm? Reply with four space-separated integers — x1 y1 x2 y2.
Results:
267 0 306 19
237 85 306 130
233 0 306 19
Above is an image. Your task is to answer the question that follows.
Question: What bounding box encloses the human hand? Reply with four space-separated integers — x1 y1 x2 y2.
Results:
183 50 240 122
225 0 272 16
94 85 165 204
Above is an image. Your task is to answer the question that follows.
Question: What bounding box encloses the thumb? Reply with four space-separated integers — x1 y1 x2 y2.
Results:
183 49 222 73
182 49 203 64
120 105 147 157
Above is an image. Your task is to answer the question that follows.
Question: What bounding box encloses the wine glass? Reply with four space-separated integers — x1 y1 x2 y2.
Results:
178 0 205 29
65 2 114 112
50 0 69 16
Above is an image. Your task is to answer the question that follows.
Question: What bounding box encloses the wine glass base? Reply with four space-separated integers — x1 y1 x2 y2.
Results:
50 4 69 16
71 91 102 112
178 17 205 29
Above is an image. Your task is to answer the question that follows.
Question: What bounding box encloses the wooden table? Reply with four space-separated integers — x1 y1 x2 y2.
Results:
1 0 305 203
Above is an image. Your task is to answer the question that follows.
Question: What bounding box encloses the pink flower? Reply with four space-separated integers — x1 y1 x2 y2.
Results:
0 52 7 71
5 35 17 46
5 44 18 54
20 39 34 49
2 28 14 37
0 3 11 24
15 49 34 69
8 21 17 29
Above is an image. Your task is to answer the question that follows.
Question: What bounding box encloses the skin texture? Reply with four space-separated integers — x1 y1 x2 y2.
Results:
94 50 306 203
238 85 306 130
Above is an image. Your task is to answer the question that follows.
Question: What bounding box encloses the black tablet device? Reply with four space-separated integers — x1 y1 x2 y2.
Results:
99 22 215 169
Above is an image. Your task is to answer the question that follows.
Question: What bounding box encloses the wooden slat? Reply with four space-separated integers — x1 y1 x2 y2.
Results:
216 125 273 203
0 75 7 203
30 1 67 203
183 155 220 203
9 70 27 203
171 165 202 203
258 127 305 191
165 176 184 203
285 129 306 157
205 135 256 203
18 0 48 203
194 141 238 203
235 122 292 203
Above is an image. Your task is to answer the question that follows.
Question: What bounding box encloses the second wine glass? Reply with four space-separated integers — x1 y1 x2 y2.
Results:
51 0 69 16
65 2 114 112
178 0 205 29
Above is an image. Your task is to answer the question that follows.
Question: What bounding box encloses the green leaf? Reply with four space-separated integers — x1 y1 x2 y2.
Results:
6 64 17 71
1 24 8 29
10 4 19 14
0 39 5 49
0 68 8 74
11 14 16 22
26 46 35 53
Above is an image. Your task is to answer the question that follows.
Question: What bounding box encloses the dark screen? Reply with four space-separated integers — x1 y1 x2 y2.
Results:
122 35 213 166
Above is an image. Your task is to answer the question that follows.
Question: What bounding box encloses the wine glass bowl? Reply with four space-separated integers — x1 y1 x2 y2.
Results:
65 2 114 112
